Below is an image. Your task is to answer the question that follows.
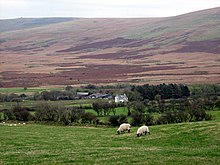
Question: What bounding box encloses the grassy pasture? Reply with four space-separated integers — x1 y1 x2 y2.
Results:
0 99 95 110
0 118 220 165
0 87 63 94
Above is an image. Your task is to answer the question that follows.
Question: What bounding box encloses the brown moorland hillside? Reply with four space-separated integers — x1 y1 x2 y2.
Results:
0 7 220 87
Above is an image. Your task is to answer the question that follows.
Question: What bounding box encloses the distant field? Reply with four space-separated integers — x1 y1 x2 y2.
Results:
0 87 63 94
0 116 220 164
0 99 106 110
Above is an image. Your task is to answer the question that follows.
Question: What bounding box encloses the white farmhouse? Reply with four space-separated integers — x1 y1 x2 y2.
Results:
115 94 128 103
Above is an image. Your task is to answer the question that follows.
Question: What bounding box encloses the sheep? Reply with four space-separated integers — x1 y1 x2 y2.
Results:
0 122 5 125
117 123 131 134
136 126 150 137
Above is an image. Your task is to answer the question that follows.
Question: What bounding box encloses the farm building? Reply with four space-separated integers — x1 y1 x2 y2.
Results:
88 93 113 99
115 94 128 103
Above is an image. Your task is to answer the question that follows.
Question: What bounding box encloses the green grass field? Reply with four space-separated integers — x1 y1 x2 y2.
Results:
0 99 95 109
1 112 220 165
0 87 63 94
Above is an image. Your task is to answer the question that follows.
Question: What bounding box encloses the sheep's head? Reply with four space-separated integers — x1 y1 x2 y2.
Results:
128 129 130 133
137 133 140 137
117 130 120 134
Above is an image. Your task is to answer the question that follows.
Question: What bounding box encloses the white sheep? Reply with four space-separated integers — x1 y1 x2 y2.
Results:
117 123 131 134
136 125 150 137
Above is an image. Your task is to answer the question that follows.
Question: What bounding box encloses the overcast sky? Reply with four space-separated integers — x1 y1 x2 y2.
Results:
0 0 220 19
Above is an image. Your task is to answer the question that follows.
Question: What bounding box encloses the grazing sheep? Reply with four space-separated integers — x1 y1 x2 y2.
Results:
117 123 131 134
136 126 150 137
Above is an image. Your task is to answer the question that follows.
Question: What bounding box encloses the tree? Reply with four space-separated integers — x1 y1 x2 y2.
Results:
109 115 120 126
180 84 190 97
158 99 166 113
144 113 154 126
35 101 64 121
12 105 32 121
215 99 220 109
65 85 74 91
81 112 97 124
109 102 116 116
3 105 32 121
125 90 142 101
11 98 23 106
126 102 133 116
85 84 96 89
131 112 144 126
118 114 128 124
92 102 102 116
40 91 50 100
132 101 146 113
147 101 157 113
103 102 111 116
154 94 161 103
3 109 15 120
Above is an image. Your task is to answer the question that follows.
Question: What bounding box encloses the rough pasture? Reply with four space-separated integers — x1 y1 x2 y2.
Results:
1 8 220 87
0 120 219 165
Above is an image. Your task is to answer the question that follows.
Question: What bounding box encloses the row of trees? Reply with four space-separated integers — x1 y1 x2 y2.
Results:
107 95 216 126
2 106 33 121
34 102 97 125
0 89 88 102
2 102 98 125
1 83 219 127
128 83 190 101
0 93 26 102
190 84 220 96
127 95 219 114
108 107 212 127
1 84 220 103
92 101 125 116
0 83 191 102
0 98 215 126
33 90 77 101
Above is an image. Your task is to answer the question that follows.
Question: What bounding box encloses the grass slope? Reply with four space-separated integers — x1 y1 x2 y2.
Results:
0 18 76 33
0 117 220 164
124 7 220 41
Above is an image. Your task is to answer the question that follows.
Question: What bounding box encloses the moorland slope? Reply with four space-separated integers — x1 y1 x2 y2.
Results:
0 7 220 87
